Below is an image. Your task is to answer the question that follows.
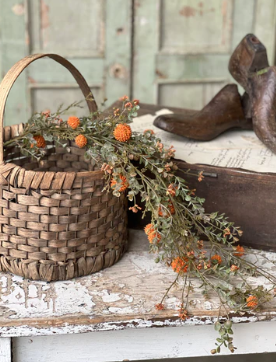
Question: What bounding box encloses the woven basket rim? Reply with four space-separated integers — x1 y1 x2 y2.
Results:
0 161 105 190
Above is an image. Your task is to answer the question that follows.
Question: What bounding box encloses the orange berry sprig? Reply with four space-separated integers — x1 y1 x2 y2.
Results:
211 254 222 265
144 223 154 235
155 303 165 311
144 223 161 243
119 95 129 102
125 102 133 110
110 175 129 192
148 231 161 244
234 245 245 257
113 124 132 142
67 116 80 129
31 135 46 148
171 257 188 273
75 135 87 148
158 202 175 217
246 295 258 309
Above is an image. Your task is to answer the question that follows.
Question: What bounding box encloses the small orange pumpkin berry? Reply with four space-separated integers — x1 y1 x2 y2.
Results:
124 102 133 109
144 223 154 235
246 295 258 309
158 202 175 217
110 174 129 192
230 265 239 272
148 231 161 244
113 124 132 142
32 135 46 148
171 257 188 273
155 303 165 311
75 135 87 148
67 116 80 129
234 245 245 257
211 254 222 265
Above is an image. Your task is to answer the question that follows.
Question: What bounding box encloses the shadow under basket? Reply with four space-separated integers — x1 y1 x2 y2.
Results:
0 53 128 281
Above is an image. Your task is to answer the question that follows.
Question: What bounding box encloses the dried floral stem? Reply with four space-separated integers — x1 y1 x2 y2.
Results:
6 98 276 354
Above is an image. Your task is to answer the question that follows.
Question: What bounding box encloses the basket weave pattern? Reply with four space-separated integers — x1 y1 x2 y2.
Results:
0 54 128 281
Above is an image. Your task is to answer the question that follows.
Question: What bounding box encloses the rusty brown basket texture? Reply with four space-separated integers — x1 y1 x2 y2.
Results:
0 53 128 281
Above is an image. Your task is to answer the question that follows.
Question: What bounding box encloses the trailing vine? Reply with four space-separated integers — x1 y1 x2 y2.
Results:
4 96 276 354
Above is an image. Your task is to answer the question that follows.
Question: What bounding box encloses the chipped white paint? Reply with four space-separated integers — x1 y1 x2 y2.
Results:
0 338 11 362
11 321 276 361
0 229 275 340
101 291 122 303
204 301 213 310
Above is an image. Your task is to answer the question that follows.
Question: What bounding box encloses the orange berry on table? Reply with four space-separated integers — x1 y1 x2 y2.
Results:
246 295 258 309
113 123 132 142
133 99 139 105
234 245 245 257
75 134 87 148
155 303 165 311
110 174 129 192
178 308 188 320
67 116 80 129
32 135 46 148
211 254 222 265
144 223 154 235
148 231 161 244
171 257 188 273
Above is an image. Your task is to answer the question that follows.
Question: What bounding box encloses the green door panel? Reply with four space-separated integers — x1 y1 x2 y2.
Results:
0 0 132 125
133 0 276 109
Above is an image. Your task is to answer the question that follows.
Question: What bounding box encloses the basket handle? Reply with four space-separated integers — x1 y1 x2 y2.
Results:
0 53 98 163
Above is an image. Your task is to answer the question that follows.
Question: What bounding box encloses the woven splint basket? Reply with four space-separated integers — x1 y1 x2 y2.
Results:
0 53 128 281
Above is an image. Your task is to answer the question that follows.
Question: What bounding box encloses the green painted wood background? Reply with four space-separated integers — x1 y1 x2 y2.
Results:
0 0 276 126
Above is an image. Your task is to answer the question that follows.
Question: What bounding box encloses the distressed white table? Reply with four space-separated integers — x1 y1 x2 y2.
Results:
0 229 276 362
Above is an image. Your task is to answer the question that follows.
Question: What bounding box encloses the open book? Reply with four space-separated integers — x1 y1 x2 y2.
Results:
132 109 276 173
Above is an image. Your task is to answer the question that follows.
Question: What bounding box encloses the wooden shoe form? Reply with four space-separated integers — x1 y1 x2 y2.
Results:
154 84 252 141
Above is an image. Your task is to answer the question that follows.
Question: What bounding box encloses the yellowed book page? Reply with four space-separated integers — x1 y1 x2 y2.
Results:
132 109 275 173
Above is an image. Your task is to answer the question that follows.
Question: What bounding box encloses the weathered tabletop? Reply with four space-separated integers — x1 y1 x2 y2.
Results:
0 229 276 339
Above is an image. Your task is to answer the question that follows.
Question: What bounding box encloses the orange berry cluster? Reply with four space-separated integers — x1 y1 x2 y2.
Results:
113 124 132 142
75 134 87 148
32 135 46 148
171 257 188 273
211 254 222 265
234 245 245 257
110 175 129 192
144 223 161 244
158 202 175 217
246 295 258 309
67 116 80 129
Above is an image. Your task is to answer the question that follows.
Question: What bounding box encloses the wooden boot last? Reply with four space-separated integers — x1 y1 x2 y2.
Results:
229 34 276 154
154 84 252 141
